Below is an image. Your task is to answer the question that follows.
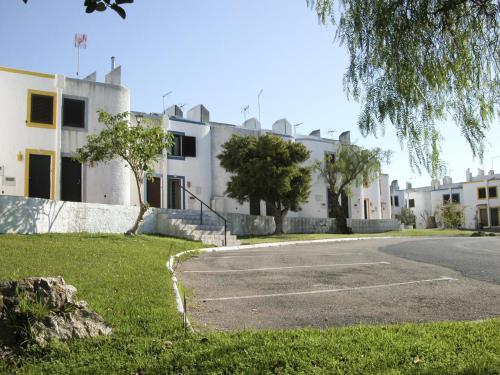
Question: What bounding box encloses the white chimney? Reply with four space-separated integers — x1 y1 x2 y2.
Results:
406 182 412 189
111 56 116 70
465 168 472 182
242 118 261 131
489 170 495 176
272 119 293 136
443 176 452 185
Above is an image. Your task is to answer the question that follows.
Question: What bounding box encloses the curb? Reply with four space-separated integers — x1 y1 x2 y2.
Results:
166 235 400 331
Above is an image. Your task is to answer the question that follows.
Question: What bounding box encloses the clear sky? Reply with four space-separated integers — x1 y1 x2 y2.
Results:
1 0 499 187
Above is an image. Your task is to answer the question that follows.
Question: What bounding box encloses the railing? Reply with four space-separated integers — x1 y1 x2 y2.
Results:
180 186 227 246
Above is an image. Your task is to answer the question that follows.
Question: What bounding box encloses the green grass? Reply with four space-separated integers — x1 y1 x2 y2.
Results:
1 234 499 374
240 228 486 245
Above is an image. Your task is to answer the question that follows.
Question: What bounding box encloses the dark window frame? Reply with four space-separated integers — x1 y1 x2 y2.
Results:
62 96 87 129
27 90 56 128
408 199 415 208
478 187 487 199
168 132 196 159
394 196 399 207
488 186 498 199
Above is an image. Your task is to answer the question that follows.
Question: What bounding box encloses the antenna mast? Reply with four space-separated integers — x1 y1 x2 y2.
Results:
74 33 87 77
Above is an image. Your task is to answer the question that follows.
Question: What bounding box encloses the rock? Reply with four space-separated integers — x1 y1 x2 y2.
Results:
0 277 112 347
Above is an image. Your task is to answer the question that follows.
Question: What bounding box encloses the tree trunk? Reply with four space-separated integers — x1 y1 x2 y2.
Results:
332 193 350 234
271 205 287 234
127 171 148 235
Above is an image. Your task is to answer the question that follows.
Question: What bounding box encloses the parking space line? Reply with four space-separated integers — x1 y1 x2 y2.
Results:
183 261 390 273
202 276 458 301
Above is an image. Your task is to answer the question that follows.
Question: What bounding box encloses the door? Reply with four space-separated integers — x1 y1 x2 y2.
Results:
146 177 162 208
167 177 183 209
479 208 488 227
491 208 499 227
28 154 51 199
61 157 82 202
249 196 260 216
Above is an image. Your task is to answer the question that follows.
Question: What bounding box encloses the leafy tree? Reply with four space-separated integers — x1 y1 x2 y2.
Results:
21 0 133 19
315 145 391 233
396 208 417 228
218 134 312 234
308 0 499 175
76 111 173 234
435 202 465 228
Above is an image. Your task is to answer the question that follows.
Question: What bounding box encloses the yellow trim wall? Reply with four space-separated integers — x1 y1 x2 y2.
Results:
24 149 56 200
26 89 57 129
0 66 55 79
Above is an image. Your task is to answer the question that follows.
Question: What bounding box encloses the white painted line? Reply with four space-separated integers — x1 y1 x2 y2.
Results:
201 276 458 301
183 261 391 274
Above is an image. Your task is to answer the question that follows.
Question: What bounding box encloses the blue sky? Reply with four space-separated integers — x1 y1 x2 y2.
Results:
1 0 499 187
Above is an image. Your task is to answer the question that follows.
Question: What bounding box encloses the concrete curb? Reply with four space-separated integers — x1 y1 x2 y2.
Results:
165 236 404 331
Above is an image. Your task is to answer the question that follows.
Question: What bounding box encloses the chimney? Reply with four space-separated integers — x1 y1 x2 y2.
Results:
406 181 412 189
443 176 452 185
272 119 293 136
489 170 495 176
391 180 399 191
431 179 440 190
242 118 261 131
339 131 351 145
309 129 321 137
465 168 472 182
187 104 210 123
111 56 116 70
165 105 183 118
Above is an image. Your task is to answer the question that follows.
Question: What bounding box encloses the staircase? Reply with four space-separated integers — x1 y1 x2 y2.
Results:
156 209 240 247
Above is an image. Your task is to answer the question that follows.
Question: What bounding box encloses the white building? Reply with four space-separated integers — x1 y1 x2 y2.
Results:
390 169 500 229
1 64 391 222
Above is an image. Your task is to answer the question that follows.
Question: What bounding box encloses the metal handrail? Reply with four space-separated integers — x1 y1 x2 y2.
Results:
180 186 227 246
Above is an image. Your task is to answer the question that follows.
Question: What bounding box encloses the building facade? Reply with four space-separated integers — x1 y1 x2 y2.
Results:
1 64 391 221
390 169 500 229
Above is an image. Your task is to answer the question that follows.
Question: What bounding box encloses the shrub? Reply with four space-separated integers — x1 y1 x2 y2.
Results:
436 203 464 229
396 208 416 227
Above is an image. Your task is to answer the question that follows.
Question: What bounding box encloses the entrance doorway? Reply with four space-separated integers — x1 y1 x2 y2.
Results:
27 153 52 199
167 177 183 209
363 199 370 219
61 157 82 202
146 177 162 208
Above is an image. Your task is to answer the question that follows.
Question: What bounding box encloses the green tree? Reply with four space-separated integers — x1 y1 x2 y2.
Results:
21 0 133 19
315 145 391 233
308 0 499 175
76 111 173 234
218 134 312 234
436 202 465 228
396 208 417 228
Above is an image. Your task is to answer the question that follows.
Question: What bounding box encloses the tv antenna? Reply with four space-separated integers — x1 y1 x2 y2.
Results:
327 129 337 138
178 103 187 109
241 105 250 121
74 33 87 77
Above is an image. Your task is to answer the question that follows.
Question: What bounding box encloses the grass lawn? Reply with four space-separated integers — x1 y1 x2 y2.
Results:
0 234 499 374
240 228 488 245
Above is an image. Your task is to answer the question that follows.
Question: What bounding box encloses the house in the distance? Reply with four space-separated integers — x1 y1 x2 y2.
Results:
390 169 500 229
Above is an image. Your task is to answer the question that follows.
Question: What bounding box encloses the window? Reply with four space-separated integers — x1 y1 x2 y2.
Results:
168 133 197 158
27 90 56 128
443 193 460 204
408 199 415 208
488 186 498 199
478 187 487 199
394 196 399 207
63 97 86 128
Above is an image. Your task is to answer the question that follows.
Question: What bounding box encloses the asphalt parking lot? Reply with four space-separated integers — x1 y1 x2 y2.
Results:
177 237 500 330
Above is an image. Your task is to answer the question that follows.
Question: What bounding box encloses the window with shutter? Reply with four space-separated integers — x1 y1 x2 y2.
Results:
63 97 86 128
28 90 56 128
182 136 196 157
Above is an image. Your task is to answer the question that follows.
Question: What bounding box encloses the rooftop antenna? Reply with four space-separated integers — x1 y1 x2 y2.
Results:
162 91 173 114
293 122 304 135
241 105 250 121
74 33 87 77
257 89 263 123
179 103 187 109
327 129 337 138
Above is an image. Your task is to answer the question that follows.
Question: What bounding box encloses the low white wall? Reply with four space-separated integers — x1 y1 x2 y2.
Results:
0 196 401 237
0 196 156 234
225 212 400 236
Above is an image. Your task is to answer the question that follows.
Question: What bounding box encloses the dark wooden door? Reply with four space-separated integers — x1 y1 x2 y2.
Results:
167 178 182 209
61 157 82 202
28 154 51 199
147 177 162 208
